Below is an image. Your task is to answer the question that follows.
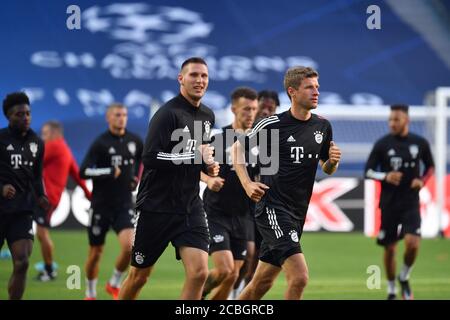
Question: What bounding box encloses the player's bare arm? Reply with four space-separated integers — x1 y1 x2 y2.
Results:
231 140 268 202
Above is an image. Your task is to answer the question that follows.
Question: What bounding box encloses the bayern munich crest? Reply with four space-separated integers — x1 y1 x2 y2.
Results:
314 131 323 144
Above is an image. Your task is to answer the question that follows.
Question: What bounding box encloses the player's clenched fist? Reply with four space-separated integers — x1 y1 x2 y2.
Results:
207 161 220 177
2 184 16 199
244 181 269 202
199 144 215 165
385 171 403 186
329 141 341 165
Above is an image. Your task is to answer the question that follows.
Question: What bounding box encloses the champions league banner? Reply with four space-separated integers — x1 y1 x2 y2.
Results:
0 1 449 234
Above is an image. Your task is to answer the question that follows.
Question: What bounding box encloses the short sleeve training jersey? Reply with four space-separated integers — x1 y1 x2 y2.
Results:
242 110 332 220
136 94 215 215
365 133 434 209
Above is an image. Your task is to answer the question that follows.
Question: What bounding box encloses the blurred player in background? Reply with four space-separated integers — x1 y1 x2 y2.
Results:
201 87 258 300
232 67 341 299
232 90 280 298
365 104 434 300
119 57 218 300
256 90 280 120
80 103 143 300
0 92 49 299
34 121 92 281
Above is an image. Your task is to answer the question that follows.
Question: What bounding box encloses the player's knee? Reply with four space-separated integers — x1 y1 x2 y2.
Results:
217 265 234 282
289 272 309 290
406 241 420 252
229 269 241 284
189 266 209 283
255 277 275 295
385 244 396 255
90 246 104 260
129 270 148 288
13 257 29 274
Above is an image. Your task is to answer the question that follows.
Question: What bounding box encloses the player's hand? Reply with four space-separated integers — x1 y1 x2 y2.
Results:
130 176 139 191
329 141 341 165
385 171 403 186
207 176 225 192
206 161 220 177
38 195 50 211
199 144 215 165
244 181 269 202
114 166 121 179
2 184 16 199
410 178 424 190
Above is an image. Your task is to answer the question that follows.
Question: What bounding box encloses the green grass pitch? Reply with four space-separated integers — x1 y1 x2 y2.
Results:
1 231 449 300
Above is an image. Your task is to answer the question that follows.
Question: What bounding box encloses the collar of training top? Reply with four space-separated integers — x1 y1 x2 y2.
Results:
177 93 202 111
8 125 31 139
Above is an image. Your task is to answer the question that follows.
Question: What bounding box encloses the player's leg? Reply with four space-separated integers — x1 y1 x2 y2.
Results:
282 253 309 299
203 250 234 299
238 260 281 300
105 228 133 299
6 214 34 300
106 209 135 299
232 219 257 298
403 234 420 267
377 209 400 299
119 211 172 300
36 226 53 270
8 239 33 300
84 245 104 299
179 246 209 299
34 207 56 281
119 266 154 300
202 220 233 299
174 213 210 300
211 258 244 300
84 209 110 299
397 208 421 300
245 230 261 285
230 240 254 299
211 236 247 300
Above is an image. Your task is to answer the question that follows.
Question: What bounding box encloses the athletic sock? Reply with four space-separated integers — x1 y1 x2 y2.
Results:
44 263 54 274
109 269 123 288
399 264 412 281
86 279 98 298
387 280 396 295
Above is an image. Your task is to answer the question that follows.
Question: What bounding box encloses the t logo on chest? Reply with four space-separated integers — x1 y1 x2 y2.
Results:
290 147 304 164
111 155 122 167
11 154 22 169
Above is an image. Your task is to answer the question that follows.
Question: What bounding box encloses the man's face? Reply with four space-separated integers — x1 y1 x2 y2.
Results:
257 97 278 119
107 107 128 131
289 77 319 110
41 125 53 142
232 97 258 130
8 104 31 133
178 63 209 102
389 110 408 135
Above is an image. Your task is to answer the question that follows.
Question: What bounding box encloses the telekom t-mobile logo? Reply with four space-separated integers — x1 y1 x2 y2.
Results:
290 146 304 164
11 154 22 169
186 139 197 152
111 155 122 166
